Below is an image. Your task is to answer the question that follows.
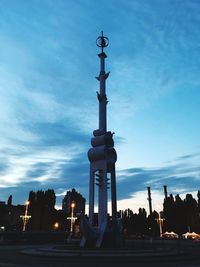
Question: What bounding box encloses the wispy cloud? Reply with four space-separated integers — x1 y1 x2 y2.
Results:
116 152 200 202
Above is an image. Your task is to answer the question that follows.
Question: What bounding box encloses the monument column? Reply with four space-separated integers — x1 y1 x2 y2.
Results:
82 32 118 248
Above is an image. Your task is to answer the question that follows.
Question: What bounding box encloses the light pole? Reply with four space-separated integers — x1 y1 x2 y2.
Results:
155 211 165 238
20 201 31 231
67 201 77 234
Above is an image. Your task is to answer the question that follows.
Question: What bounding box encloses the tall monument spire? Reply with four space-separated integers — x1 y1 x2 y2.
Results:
82 32 118 247
96 31 109 133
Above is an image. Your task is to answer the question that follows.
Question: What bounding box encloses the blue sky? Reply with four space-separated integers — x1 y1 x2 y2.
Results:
0 0 200 213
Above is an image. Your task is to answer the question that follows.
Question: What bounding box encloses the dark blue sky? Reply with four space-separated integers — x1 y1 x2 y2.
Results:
0 0 199 212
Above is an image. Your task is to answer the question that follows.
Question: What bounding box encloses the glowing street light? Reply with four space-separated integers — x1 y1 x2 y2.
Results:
155 211 165 238
67 201 77 234
20 201 31 231
53 222 59 230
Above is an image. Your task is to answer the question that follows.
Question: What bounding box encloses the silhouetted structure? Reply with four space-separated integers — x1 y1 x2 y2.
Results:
163 185 168 199
88 32 117 228
7 195 12 206
81 32 118 248
147 187 152 215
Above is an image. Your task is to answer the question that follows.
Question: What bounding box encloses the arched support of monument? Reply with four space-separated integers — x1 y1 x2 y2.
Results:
111 164 117 231
89 167 95 225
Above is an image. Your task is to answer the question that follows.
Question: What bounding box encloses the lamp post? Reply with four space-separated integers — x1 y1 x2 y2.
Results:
155 211 165 238
67 201 77 234
20 201 31 231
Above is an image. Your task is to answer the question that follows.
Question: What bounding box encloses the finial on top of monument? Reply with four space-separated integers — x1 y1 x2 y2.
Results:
96 31 109 53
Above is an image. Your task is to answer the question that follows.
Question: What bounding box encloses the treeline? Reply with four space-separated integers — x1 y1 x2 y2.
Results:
1 189 200 235
0 188 83 231
28 189 68 231
163 192 200 234
119 191 200 236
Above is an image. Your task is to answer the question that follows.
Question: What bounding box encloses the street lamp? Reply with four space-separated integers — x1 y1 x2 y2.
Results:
155 211 165 238
20 201 31 231
67 201 77 234
53 222 59 230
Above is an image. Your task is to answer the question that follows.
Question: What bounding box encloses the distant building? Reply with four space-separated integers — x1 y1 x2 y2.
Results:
62 188 85 215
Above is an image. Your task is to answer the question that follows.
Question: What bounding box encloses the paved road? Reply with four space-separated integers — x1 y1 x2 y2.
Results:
0 244 200 267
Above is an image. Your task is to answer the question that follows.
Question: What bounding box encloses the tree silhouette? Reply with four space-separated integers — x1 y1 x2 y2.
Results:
7 195 12 206
163 194 175 232
184 194 199 232
197 190 200 215
28 189 56 230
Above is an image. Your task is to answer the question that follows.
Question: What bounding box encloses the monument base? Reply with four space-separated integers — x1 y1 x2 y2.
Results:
79 214 124 248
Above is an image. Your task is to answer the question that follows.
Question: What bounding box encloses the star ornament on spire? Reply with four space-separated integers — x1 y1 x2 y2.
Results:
96 31 109 53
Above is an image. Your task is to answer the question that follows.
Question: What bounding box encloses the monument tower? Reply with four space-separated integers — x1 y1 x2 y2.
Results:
85 32 118 247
